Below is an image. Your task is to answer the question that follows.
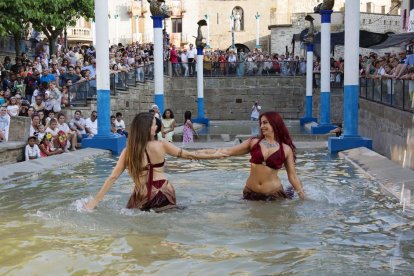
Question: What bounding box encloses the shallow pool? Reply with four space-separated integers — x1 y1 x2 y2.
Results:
1 151 413 275
198 120 308 136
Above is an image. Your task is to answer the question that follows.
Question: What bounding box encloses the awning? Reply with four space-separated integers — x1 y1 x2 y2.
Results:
370 32 414 49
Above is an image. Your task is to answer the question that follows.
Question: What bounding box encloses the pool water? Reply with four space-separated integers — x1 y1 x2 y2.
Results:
198 120 308 136
0 151 413 275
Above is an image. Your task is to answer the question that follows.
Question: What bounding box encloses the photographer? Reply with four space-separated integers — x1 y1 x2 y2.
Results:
250 101 261 121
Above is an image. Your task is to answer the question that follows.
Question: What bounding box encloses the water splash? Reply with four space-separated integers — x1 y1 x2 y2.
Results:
72 197 94 213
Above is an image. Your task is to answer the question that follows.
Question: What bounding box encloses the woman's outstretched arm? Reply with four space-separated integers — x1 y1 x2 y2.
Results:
85 149 127 209
162 141 227 159
283 145 305 199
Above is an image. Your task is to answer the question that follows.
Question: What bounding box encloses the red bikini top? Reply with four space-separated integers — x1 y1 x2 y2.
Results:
249 138 285 170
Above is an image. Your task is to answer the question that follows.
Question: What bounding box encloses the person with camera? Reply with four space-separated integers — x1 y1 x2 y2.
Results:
250 101 261 121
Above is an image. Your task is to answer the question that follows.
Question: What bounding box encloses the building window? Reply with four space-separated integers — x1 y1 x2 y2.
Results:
367 2 372 13
171 18 182 33
381 6 386 14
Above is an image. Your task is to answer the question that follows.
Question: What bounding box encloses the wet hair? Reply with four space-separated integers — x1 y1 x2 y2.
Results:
162 109 174 119
259 111 296 161
125 112 154 190
184 111 192 122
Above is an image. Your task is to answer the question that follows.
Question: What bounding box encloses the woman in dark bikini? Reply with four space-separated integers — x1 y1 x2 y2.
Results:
85 112 226 211
219 111 305 200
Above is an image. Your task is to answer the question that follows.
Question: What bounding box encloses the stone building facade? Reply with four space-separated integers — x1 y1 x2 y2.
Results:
270 11 402 58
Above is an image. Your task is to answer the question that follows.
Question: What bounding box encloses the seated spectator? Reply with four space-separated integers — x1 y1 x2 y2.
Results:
27 106 35 118
57 113 77 151
44 82 61 113
45 110 56 128
0 90 5 105
7 96 20 117
37 110 47 126
110 115 117 133
114 112 128 137
0 105 10 142
18 100 31 117
85 110 98 137
29 114 41 137
61 85 70 107
39 132 64 157
69 109 87 140
36 124 46 142
31 95 45 112
25 136 41 160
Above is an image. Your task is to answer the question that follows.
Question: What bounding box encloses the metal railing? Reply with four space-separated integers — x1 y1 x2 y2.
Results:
313 72 344 88
67 64 154 107
165 61 305 77
359 78 414 113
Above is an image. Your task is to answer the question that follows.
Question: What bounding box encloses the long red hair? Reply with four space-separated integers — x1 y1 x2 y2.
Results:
259 112 297 161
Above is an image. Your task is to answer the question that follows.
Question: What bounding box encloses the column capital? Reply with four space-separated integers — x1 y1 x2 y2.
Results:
320 10 333 23
151 16 164 28
197 47 204 55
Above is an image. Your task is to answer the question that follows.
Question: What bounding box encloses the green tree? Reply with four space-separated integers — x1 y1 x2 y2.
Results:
0 0 35 57
29 0 94 55
0 0 94 57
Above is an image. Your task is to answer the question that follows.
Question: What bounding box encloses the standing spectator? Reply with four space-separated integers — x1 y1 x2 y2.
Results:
25 136 41 160
114 112 128 137
170 45 180 76
40 67 57 86
250 101 261 121
182 111 198 144
180 49 189 77
187 44 197 76
0 106 10 142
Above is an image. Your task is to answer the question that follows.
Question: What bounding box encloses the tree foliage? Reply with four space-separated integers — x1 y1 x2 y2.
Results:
0 0 94 56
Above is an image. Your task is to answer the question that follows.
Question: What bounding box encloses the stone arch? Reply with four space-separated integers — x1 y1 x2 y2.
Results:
232 6 244 31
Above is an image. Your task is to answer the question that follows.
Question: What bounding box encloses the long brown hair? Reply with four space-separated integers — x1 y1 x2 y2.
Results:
259 111 297 161
125 112 154 188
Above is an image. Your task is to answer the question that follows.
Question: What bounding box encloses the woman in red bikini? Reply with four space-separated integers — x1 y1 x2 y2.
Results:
219 111 305 200
85 112 226 211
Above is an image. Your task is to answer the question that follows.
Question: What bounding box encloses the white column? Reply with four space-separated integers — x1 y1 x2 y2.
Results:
152 16 165 113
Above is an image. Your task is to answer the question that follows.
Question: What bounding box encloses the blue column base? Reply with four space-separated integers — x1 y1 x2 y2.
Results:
328 136 373 153
300 117 317 126
193 117 210 126
82 134 126 155
154 94 164 114
311 123 337 134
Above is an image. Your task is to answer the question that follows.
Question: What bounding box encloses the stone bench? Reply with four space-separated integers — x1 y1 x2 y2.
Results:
0 116 31 165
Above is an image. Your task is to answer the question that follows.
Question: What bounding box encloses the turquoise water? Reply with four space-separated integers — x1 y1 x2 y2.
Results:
0 151 413 275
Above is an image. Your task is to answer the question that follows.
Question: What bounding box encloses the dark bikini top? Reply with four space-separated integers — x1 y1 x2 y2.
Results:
249 138 285 170
144 150 165 200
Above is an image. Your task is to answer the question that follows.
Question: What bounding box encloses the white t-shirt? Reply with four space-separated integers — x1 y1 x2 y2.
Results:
85 118 98 135
46 127 59 136
25 144 41 160
114 119 125 130
58 122 71 133
7 105 19 116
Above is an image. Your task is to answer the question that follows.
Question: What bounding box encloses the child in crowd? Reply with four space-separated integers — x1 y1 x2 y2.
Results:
25 136 41 160
7 96 19 117
182 111 198 143
39 132 64 157
45 110 55 128
114 112 128 137
57 113 77 151
37 124 46 142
